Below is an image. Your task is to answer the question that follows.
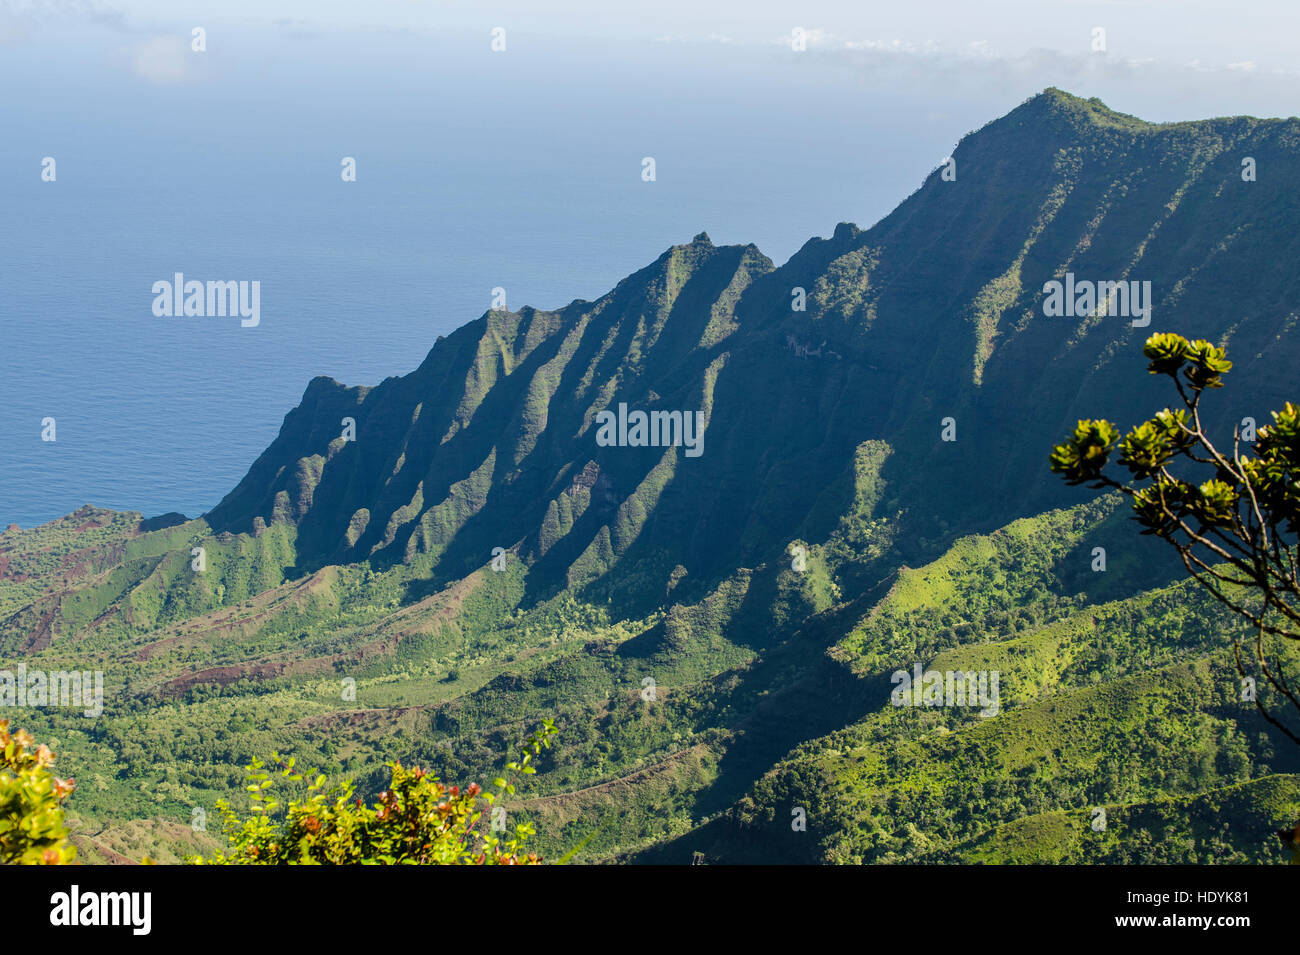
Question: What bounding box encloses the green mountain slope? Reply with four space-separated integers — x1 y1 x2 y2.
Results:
4 89 1300 864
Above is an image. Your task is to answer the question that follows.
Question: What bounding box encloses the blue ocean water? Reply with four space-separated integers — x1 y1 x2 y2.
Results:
0 26 997 528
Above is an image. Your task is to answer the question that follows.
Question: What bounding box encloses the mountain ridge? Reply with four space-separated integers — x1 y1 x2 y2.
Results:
204 88 1300 604
6 88 1300 865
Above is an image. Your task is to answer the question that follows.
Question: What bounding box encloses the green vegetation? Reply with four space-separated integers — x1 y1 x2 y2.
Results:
195 722 556 865
0 720 76 865
6 90 1300 865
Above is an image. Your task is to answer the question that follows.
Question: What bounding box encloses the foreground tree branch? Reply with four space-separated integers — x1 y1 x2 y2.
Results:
1050 332 1300 745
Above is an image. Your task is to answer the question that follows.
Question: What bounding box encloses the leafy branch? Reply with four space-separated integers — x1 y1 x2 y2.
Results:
1050 332 1300 745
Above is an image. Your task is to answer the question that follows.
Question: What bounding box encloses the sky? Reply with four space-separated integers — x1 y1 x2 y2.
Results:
1 0 1297 127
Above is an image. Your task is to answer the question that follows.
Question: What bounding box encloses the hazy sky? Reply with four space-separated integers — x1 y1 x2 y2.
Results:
6 0 1293 60
2 1 1296 128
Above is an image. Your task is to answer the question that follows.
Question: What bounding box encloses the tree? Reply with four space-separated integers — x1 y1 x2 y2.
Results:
0 720 76 865
1050 332 1300 749
194 720 557 865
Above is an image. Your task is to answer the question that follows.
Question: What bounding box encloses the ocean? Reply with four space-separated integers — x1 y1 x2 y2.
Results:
0 22 1141 527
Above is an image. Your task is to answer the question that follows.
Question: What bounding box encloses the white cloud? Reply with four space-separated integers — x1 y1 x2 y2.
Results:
128 33 194 83
669 27 1299 81
0 0 124 45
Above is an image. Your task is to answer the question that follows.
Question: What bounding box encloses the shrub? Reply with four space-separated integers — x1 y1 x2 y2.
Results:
194 720 556 864
0 719 76 865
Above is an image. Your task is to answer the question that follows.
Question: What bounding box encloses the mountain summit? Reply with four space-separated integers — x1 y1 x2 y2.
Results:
209 88 1300 598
